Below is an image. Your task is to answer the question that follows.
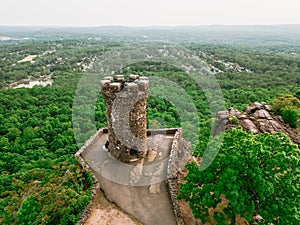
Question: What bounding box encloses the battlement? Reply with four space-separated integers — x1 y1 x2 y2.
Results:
101 74 149 99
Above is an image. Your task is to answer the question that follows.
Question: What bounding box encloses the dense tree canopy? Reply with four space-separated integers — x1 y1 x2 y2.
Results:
0 39 112 224
178 127 300 225
0 36 300 224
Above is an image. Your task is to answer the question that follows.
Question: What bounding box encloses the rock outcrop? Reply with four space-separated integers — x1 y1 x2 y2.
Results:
216 102 300 148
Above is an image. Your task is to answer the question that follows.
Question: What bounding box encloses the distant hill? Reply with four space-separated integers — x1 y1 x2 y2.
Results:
1 25 300 44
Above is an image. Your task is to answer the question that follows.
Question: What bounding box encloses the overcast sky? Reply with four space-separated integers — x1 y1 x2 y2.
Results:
0 0 300 26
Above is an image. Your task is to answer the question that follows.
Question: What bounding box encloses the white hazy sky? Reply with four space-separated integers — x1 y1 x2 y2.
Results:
0 0 300 26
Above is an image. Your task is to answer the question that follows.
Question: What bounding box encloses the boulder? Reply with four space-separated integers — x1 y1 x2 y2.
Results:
242 119 259 134
254 109 272 120
216 102 300 148
245 102 262 113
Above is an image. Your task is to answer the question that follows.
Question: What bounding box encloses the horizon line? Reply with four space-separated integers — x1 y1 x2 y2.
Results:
1 23 300 28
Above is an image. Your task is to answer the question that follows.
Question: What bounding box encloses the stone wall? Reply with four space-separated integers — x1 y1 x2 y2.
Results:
98 174 178 225
167 129 191 225
74 129 105 158
74 129 109 225
75 127 191 225
75 158 99 225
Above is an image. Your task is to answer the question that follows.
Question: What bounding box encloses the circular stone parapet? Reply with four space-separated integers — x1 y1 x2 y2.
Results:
101 75 149 98
129 74 140 82
114 75 125 82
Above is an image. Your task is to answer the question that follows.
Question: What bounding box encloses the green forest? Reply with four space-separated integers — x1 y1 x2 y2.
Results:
0 31 299 225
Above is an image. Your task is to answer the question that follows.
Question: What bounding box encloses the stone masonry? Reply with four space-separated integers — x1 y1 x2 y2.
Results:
75 75 192 225
101 74 149 163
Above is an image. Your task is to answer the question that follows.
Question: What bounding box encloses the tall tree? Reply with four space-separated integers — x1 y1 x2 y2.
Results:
178 127 300 225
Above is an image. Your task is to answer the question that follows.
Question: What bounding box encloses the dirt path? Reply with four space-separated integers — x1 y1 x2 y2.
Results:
85 189 142 225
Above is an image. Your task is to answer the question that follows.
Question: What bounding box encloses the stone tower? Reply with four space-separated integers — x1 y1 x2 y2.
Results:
101 74 149 163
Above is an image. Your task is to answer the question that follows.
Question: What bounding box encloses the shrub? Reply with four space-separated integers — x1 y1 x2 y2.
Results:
272 94 299 128
272 94 300 113
229 116 239 124
281 108 299 128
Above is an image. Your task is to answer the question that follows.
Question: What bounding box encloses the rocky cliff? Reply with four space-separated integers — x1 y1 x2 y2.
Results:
217 102 300 148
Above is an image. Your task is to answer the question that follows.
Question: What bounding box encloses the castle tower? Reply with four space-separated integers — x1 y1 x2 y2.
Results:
101 75 149 163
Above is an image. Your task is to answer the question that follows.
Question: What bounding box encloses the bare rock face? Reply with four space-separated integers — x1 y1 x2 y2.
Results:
217 102 300 148
241 119 259 134
253 109 272 120
245 102 262 113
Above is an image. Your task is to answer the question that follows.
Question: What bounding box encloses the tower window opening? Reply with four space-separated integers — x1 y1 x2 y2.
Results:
130 146 139 159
